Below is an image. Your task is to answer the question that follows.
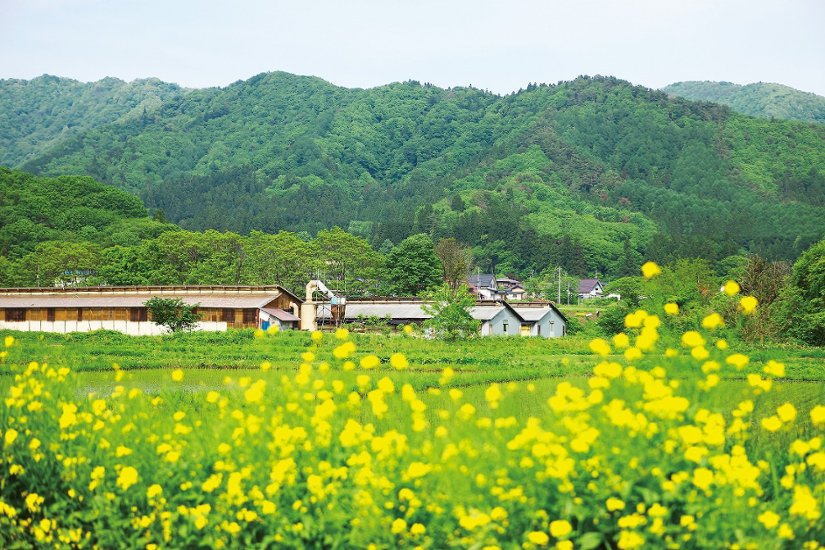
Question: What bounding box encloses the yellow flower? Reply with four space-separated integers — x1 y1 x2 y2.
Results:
692 468 714 491
641 261 662 279
116 466 139 491
406 462 432 479
589 338 611 357
260 361 272 372
3 335 13 347
147 484 163 499
171 369 184 382
776 403 797 423
613 332 630 348
763 360 785 378
410 523 426 536
722 280 740 296
390 353 409 370
360 355 380 369
726 353 749 370
716 339 728 350
403 324 414 335
811 405 825 426
664 303 679 315
740 295 758 314
606 497 626 512
311 330 323 342
4 428 18 447
761 416 782 432
549 519 572 538
391 518 407 534
701 313 724 330
527 531 549 545
333 341 356 359
758 510 780 529
681 331 705 348
335 327 349 340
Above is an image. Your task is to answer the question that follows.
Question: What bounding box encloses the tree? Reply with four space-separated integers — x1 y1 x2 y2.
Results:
144 298 201 333
435 238 472 290
422 284 480 340
775 239 825 345
386 234 442 296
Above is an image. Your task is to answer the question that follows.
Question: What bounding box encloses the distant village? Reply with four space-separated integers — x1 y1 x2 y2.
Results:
0 273 617 339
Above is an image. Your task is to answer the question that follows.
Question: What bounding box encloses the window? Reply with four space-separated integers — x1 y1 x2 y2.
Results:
243 309 257 325
5 308 25 322
130 308 148 322
502 321 508 333
221 309 235 323
47 308 55 322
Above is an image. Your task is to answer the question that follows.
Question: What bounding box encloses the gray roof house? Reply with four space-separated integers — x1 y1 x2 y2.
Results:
512 304 568 338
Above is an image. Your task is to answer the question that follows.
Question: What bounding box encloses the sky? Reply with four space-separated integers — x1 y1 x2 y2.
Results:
1 0 824 96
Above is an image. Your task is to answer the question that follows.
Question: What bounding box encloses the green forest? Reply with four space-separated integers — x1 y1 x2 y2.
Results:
663 81 825 124
1 73 823 280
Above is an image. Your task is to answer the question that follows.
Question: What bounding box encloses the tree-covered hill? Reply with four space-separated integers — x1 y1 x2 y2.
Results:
3 73 824 277
0 167 173 259
662 81 825 124
0 75 187 167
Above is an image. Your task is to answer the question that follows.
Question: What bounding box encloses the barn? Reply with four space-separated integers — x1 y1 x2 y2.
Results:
0 285 302 335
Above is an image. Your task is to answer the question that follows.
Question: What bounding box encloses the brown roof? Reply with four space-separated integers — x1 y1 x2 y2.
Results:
261 307 300 322
0 293 281 309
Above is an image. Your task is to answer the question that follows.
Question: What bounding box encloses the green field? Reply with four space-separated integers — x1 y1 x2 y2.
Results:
2 327 825 547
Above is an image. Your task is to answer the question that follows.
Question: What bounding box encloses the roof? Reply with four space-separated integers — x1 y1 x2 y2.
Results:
0 293 283 309
470 302 526 322
318 302 430 320
0 284 303 302
513 303 568 323
261 307 300 322
578 279 602 293
468 274 496 288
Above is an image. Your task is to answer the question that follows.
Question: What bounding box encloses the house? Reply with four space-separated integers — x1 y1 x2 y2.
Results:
512 303 568 338
468 274 499 300
315 298 566 337
0 285 302 335
495 277 526 300
471 302 524 336
503 285 526 300
578 279 605 300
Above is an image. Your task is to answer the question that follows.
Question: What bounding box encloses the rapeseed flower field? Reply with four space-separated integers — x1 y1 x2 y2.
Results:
1 265 824 548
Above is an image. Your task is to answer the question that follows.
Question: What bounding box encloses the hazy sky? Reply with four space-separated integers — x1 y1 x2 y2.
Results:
1 0 823 95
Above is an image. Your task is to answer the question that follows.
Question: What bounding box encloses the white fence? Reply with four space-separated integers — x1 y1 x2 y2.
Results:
0 320 229 335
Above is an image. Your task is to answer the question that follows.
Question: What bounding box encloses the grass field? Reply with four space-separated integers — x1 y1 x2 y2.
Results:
2 325 825 547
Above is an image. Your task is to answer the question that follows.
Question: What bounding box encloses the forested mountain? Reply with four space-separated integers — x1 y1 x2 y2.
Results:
662 81 825 124
2 72 824 278
0 75 187 167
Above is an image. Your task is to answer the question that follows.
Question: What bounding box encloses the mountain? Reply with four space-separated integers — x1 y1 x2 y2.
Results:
662 81 825 124
2 72 824 277
0 75 187 167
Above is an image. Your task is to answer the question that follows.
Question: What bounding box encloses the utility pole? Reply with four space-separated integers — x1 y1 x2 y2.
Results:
557 266 562 304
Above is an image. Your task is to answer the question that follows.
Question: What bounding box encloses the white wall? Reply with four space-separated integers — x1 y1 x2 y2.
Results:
0 320 228 335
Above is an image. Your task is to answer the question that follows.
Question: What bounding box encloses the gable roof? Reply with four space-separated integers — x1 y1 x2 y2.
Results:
578 279 603 293
468 274 496 288
512 305 565 323
0 285 301 309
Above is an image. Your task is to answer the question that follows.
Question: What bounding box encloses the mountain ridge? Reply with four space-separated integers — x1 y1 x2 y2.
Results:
662 80 825 124
1 72 823 277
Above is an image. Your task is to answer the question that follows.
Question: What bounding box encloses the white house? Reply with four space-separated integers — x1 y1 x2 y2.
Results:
468 274 499 300
512 304 567 338
578 279 605 300
469 303 528 336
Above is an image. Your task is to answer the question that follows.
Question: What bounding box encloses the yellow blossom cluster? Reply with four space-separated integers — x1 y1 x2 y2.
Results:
0 300 823 548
